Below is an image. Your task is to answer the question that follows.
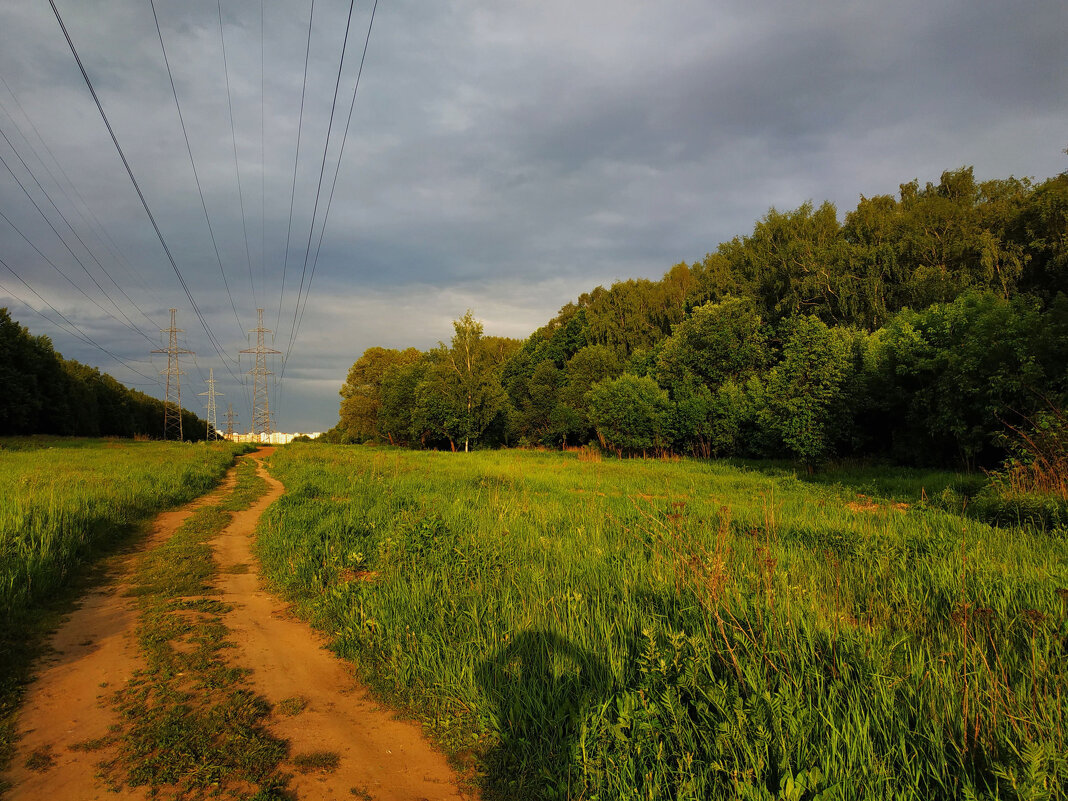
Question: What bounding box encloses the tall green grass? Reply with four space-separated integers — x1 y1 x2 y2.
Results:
0 438 248 622
258 445 1068 800
0 437 251 784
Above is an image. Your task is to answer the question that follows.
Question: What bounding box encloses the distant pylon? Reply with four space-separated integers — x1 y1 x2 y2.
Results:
198 368 222 441
225 403 237 441
240 308 280 438
151 308 193 441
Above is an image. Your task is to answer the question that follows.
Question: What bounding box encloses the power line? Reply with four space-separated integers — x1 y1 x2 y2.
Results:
0 256 159 382
0 204 153 338
0 122 160 334
259 0 267 315
216 0 257 310
47 0 243 388
147 0 246 342
276 0 316 337
0 80 168 314
282 0 358 378
285 0 379 381
275 0 379 423
0 142 157 345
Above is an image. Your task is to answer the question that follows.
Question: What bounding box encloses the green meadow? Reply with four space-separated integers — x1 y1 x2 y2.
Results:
0 437 251 771
258 444 1068 800
0 438 248 623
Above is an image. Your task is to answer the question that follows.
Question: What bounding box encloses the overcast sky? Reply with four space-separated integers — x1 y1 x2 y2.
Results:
0 0 1065 433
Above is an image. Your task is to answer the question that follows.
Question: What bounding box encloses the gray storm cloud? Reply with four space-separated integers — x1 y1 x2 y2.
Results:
1 0 1065 430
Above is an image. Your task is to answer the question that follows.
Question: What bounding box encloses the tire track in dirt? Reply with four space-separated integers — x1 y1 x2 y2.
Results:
215 448 469 801
3 449 470 800
2 471 237 801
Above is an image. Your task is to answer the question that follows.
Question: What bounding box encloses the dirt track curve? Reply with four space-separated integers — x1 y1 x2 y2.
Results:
3 448 468 801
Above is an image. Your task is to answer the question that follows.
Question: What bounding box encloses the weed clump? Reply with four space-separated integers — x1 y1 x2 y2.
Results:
292 750 340 773
973 406 1068 531
23 745 54 772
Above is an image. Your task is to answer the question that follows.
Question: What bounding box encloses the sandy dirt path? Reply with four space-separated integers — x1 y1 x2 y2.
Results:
2 472 237 801
3 449 470 801
215 448 468 801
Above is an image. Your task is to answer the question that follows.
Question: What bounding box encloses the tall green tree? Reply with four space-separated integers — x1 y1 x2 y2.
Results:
865 292 1059 466
586 374 672 455
436 310 510 452
0 308 207 439
378 358 431 446
760 315 853 465
339 346 421 441
655 296 767 391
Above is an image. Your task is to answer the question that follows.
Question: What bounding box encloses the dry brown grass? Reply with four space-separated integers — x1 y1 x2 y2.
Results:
994 405 1068 498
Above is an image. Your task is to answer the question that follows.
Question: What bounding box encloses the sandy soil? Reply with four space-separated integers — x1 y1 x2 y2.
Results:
2 473 235 801
3 449 470 801
215 449 468 801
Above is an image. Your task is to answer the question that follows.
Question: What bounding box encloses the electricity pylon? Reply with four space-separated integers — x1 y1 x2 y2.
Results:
240 308 280 439
225 403 237 441
198 368 222 441
151 308 193 441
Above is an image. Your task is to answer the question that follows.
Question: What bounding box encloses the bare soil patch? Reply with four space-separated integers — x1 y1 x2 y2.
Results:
214 450 468 800
3 450 469 800
1 472 235 800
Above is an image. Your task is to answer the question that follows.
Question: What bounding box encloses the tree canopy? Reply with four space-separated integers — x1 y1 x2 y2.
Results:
0 308 208 439
332 165 1068 467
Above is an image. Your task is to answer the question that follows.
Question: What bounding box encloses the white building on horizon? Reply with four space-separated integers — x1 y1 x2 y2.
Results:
228 431 321 445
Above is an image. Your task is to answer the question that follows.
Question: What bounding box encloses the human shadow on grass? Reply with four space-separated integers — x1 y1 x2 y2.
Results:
477 630 610 801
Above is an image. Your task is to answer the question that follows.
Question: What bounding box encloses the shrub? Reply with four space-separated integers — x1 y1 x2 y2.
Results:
586 374 672 455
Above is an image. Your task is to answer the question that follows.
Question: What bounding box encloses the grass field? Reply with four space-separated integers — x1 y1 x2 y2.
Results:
258 444 1068 800
0 437 251 776
0 438 249 622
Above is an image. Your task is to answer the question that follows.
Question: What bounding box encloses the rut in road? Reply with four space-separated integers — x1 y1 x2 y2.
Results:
3 448 470 801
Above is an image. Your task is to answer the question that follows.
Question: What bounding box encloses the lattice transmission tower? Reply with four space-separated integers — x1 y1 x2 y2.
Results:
225 403 237 441
151 308 193 441
198 368 222 441
240 308 280 438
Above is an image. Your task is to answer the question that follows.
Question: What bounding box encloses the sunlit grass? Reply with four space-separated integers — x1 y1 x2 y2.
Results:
259 444 1068 800
0 438 249 620
0 437 251 779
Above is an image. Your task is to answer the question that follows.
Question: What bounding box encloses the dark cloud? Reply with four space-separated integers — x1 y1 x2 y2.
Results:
1 0 1065 431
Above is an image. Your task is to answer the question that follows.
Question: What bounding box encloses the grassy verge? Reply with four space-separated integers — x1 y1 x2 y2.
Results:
100 456 289 799
258 444 1068 800
0 438 252 785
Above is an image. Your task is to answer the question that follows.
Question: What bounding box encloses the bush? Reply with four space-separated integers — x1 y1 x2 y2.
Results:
972 404 1068 531
586 374 672 455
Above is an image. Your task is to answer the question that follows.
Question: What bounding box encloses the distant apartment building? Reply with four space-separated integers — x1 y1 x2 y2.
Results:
228 432 321 445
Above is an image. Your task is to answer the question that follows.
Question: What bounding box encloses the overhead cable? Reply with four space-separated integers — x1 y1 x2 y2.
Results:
147 0 246 342
285 0 379 380
47 0 243 387
0 143 157 345
0 256 160 382
216 0 257 310
0 80 168 313
275 0 316 335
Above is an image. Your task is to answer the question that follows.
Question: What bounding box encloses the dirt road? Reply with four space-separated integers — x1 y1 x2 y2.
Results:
3 448 469 800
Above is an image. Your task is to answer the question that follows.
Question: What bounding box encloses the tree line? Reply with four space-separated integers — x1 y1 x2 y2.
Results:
0 308 208 439
330 166 1068 468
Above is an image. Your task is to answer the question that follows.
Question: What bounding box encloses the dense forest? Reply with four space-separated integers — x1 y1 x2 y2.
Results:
0 308 208 439
330 166 1068 469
